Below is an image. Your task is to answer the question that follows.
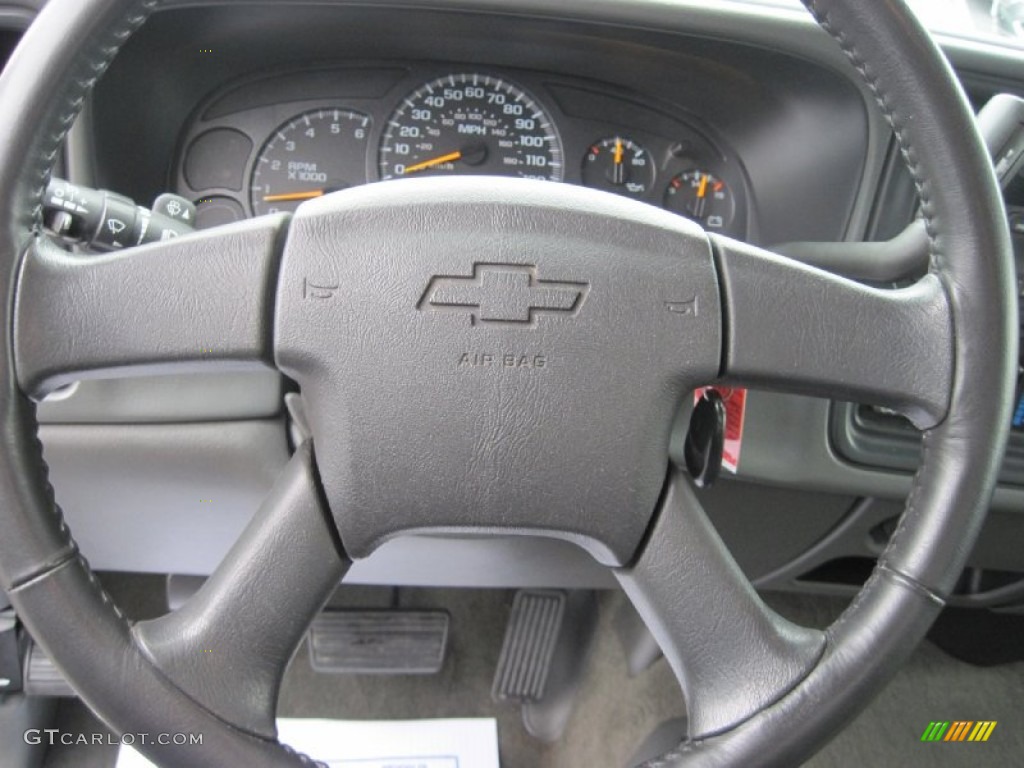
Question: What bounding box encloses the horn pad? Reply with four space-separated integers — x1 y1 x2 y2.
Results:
275 177 722 565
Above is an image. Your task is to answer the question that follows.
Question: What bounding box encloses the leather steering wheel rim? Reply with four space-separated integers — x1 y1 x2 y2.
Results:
0 1 1016 767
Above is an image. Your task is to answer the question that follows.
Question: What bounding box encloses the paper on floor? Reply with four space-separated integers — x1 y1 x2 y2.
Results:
116 717 500 768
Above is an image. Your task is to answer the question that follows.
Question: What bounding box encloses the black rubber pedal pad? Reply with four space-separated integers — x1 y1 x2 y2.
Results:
492 589 566 702
308 610 449 675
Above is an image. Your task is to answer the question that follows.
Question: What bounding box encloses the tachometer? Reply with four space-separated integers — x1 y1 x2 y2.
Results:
250 109 370 216
378 74 563 181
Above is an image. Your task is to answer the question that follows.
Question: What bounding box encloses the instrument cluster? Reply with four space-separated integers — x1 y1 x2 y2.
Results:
175 66 750 240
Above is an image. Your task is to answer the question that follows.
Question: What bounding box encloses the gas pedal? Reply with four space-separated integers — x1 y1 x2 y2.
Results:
492 589 566 702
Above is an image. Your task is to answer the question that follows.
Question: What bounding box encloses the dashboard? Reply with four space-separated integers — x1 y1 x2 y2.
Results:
2 0 1023 598
176 65 749 239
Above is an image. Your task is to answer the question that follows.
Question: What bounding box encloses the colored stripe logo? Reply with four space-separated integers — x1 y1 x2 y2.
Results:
921 721 997 742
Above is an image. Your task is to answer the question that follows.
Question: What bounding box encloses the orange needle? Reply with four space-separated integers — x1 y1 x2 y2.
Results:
262 190 325 202
697 174 709 199
403 150 463 175
613 138 624 166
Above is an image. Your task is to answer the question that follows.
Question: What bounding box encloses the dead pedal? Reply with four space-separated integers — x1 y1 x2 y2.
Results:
492 589 566 702
308 610 449 674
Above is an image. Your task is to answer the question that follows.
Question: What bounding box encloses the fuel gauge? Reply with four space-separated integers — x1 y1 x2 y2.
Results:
664 170 735 232
581 137 655 198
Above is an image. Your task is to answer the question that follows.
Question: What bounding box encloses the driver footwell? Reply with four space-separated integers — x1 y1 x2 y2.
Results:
29 580 1024 768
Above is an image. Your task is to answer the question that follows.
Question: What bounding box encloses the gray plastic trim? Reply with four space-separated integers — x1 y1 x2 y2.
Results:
733 390 1024 512
40 414 620 586
37 372 282 423
830 401 1024 487
345 537 615 589
40 420 291 575
41 408 617 585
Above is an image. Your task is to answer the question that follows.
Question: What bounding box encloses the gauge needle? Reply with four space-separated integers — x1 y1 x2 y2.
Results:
612 138 625 185
402 150 463 175
697 174 709 199
690 173 711 218
262 190 325 202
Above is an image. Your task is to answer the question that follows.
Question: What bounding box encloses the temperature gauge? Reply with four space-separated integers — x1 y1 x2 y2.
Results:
664 170 735 231
581 137 655 198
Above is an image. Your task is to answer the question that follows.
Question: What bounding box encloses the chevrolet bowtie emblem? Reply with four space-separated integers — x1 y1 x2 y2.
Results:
419 263 590 327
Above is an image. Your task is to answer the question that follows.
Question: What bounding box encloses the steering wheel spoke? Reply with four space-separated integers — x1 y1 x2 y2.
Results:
14 216 287 398
713 234 954 429
133 441 348 740
617 468 825 739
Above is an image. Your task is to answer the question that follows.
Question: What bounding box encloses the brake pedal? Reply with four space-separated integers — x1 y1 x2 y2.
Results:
308 610 449 674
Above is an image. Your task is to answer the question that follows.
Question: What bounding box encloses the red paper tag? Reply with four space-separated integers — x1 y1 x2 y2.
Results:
694 386 747 473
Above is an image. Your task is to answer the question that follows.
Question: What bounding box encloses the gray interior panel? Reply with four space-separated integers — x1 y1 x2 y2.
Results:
344 537 616 589
40 420 290 575
38 415 620 586
37 371 282 423
727 390 1024 513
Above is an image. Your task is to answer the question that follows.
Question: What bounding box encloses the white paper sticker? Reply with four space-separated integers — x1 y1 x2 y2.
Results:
116 718 500 768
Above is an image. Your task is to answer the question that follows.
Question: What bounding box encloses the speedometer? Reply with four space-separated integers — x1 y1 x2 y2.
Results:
378 74 563 181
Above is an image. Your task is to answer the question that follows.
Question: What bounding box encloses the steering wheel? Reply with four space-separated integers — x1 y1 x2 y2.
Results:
0 0 1016 765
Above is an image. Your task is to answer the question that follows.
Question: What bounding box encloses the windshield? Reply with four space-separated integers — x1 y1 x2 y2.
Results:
729 0 1024 48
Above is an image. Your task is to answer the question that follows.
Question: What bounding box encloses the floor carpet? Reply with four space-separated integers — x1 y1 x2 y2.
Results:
35 581 1024 767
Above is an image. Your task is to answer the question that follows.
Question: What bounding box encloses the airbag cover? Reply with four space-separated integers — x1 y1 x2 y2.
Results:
275 178 721 564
